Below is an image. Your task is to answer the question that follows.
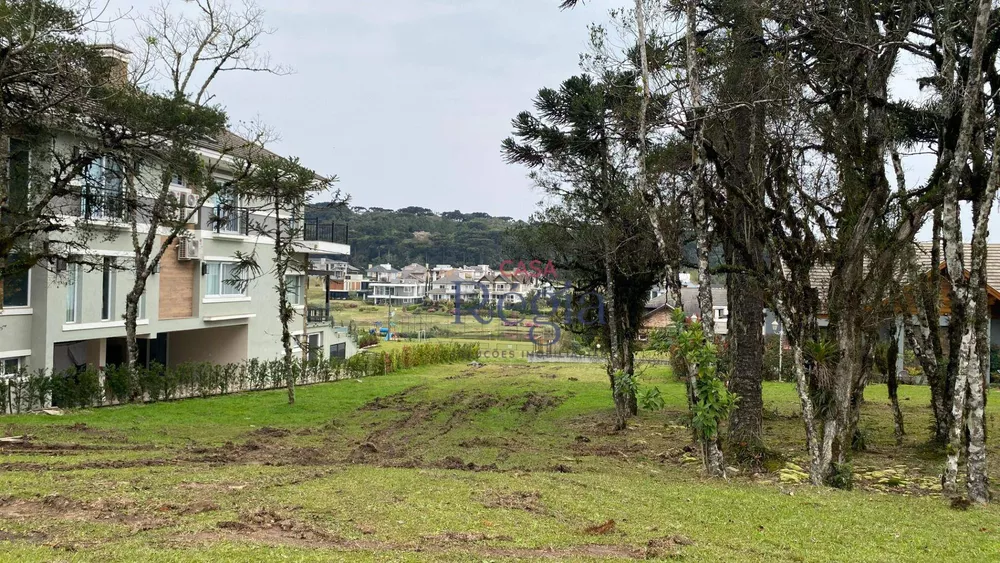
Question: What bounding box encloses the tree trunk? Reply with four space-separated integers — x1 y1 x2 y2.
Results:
706 437 726 478
710 0 768 461
888 326 905 446
275 198 296 406
939 0 993 502
124 257 150 384
604 243 629 431
123 289 141 402
792 336 822 485
726 255 764 454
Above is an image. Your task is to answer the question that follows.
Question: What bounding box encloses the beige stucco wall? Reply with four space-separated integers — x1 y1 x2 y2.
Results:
168 325 248 365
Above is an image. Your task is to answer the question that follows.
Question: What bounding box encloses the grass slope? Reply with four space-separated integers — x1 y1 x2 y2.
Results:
0 363 997 561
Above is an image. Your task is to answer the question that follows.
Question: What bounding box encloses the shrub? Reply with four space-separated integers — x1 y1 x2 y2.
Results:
762 334 794 382
358 333 380 348
0 342 480 414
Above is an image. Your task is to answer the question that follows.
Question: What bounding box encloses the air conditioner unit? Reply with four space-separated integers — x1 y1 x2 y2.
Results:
177 237 202 261
169 189 189 221
185 193 198 208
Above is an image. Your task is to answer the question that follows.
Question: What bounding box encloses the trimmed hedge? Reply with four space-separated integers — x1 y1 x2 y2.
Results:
0 342 479 414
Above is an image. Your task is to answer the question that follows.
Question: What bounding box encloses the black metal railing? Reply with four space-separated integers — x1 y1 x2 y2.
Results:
302 218 349 245
307 307 330 323
212 207 249 235
82 191 129 222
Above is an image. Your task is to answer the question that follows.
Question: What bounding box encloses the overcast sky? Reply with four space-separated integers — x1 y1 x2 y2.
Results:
101 0 616 219
98 0 1000 239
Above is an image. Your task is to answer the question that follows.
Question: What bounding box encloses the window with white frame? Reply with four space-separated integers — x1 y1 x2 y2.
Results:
286 275 304 306
65 263 81 323
205 262 245 297
0 357 23 378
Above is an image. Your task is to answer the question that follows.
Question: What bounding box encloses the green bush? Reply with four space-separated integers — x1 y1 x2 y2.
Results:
0 342 480 414
358 333 380 348
763 334 794 382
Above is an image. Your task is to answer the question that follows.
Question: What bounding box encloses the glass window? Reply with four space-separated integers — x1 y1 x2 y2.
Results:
1 358 21 378
307 333 321 363
206 262 244 297
65 264 80 323
286 275 303 305
101 257 116 321
7 139 29 214
2 269 29 308
329 342 347 360
83 155 124 220
212 192 242 233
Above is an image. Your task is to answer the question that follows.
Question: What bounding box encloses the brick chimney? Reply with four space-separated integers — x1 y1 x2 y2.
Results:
94 44 131 88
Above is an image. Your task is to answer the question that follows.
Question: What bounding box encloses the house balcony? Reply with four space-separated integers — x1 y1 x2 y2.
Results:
210 207 249 235
81 191 129 222
295 219 350 256
307 307 331 324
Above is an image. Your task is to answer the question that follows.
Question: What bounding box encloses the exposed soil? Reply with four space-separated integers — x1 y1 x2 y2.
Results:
0 458 174 472
185 441 331 467
0 441 155 453
215 507 333 541
194 526 651 560
435 455 499 472
480 490 546 513
249 427 291 439
0 495 168 531
0 530 47 543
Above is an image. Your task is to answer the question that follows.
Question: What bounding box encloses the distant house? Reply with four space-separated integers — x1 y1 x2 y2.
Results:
401 263 428 279
426 270 482 303
367 264 401 283
643 287 730 335
368 272 426 305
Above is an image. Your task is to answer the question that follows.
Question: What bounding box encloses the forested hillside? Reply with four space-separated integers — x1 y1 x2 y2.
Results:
306 204 521 267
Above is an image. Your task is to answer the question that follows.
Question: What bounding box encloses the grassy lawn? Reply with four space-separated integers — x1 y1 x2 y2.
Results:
0 362 998 561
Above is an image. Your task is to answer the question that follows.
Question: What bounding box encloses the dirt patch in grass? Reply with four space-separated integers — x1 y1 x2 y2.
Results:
444 368 484 380
156 501 220 516
0 457 174 472
571 440 651 459
216 507 334 542
197 527 650 560
520 391 566 412
176 481 250 493
0 441 155 454
249 427 291 439
0 495 167 531
186 441 331 467
457 436 515 449
421 531 514 543
62 422 130 440
480 490 546 513
434 455 499 472
0 530 48 543
645 535 695 558
358 385 428 411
